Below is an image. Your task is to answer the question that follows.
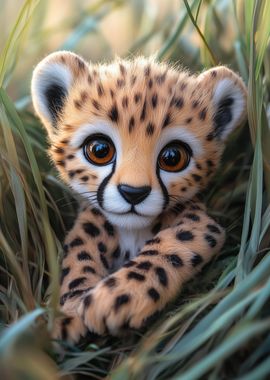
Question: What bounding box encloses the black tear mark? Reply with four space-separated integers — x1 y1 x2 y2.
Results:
214 97 234 137
45 83 67 126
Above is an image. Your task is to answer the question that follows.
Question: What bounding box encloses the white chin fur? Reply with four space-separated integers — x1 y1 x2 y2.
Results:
103 211 154 229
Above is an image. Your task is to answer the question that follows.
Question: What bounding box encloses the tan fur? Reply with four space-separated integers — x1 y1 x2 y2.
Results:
31 52 246 342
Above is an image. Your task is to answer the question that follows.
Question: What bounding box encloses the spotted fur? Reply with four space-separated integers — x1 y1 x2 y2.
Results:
31 51 246 342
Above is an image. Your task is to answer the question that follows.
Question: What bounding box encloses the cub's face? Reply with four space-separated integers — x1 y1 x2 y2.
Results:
31 52 246 229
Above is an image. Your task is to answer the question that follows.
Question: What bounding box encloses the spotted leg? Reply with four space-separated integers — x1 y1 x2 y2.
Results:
53 205 119 342
78 208 225 336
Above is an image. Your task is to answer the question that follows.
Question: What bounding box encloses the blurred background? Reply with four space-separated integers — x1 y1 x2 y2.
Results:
1 0 244 100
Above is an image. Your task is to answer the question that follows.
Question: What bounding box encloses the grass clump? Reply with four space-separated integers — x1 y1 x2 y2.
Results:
0 0 270 379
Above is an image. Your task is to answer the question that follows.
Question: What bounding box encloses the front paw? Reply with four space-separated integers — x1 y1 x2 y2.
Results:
79 275 163 336
53 314 87 343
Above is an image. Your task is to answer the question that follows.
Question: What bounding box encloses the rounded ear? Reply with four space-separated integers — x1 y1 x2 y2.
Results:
31 51 88 137
198 67 247 141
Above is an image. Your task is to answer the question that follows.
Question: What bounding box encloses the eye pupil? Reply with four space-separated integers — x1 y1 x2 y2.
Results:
162 148 180 166
158 141 191 172
83 135 115 165
92 142 110 158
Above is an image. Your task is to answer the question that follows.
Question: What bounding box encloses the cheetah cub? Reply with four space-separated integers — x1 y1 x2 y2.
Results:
31 52 246 342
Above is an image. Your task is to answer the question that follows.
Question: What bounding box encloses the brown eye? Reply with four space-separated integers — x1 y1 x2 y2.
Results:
158 141 191 172
83 135 115 166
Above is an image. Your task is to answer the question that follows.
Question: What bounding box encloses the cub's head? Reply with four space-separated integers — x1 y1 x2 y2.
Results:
31 51 246 229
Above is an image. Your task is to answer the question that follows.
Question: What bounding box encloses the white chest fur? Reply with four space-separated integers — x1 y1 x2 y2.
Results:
113 226 153 270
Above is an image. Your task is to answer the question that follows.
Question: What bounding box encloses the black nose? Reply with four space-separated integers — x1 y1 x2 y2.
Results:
118 184 151 205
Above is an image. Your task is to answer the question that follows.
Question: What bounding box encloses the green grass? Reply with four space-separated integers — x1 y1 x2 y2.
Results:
0 0 270 379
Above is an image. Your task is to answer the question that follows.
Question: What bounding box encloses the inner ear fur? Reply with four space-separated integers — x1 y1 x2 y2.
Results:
198 66 247 141
31 51 88 137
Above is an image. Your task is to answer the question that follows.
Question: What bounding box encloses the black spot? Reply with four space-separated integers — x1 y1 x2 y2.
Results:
204 234 217 248
166 254 183 267
54 146 64 154
100 254 109 269
60 267 70 283
190 204 201 211
162 113 171 129
92 207 102 216
186 117 192 124
104 221 114 236
117 78 125 88
83 222 100 237
129 116 135 133
152 93 158 108
74 99 82 109
63 244 69 254
67 154 74 160
192 174 202 182
134 93 142 103
199 107 207 120
112 246 121 258
176 230 194 241
207 160 214 167
206 132 215 141
81 175 89 182
104 276 117 288
137 261 152 271
207 224 221 234
123 260 136 268
173 203 185 214
145 237 161 245
192 100 199 108
108 104 119 123
148 78 153 88
114 294 130 311
174 97 184 108
156 72 166 84
155 267 168 287
70 237 84 248
180 82 187 90
69 277 86 290
191 253 203 267
181 187 187 192
214 97 234 137
127 271 145 281
103 220 114 236
45 83 67 126
119 63 126 76
76 56 86 70
56 160 65 167
148 288 160 302
98 242 107 253
140 99 147 121
62 317 72 326
78 251 92 261
184 213 200 222
196 163 202 170
146 122 155 136
84 294 92 308
83 266 96 274
211 70 217 77
122 96 129 108
125 250 130 260
139 250 159 256
144 65 151 76
131 75 137 85
60 289 87 305
92 99 100 110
